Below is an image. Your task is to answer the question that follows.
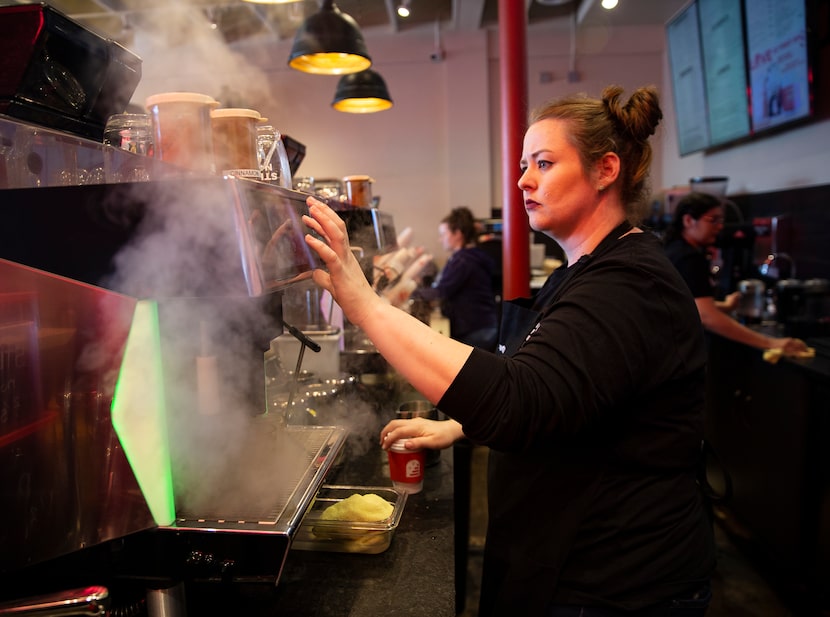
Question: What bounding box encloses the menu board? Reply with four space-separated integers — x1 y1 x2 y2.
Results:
745 0 811 132
699 0 751 146
666 2 710 155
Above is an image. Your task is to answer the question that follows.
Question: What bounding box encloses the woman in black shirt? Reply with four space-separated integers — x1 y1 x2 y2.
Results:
665 191 807 353
303 86 715 616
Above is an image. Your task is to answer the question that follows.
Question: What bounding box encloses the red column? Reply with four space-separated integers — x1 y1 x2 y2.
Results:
498 0 530 300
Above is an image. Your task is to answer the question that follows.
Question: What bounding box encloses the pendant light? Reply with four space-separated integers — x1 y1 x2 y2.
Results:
332 69 393 113
288 0 371 75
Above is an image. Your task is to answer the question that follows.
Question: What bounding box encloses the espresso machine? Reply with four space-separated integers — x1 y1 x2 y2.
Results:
0 114 355 614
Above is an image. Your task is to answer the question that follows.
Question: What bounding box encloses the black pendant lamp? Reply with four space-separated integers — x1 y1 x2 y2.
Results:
332 69 393 113
288 0 371 75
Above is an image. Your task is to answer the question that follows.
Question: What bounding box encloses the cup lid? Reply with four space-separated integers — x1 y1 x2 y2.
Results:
390 438 421 453
145 92 219 108
344 174 373 183
210 107 265 122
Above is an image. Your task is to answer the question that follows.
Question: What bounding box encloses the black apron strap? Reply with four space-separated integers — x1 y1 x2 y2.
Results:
498 221 634 357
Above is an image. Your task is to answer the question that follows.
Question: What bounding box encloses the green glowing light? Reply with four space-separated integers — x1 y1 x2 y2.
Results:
111 300 175 526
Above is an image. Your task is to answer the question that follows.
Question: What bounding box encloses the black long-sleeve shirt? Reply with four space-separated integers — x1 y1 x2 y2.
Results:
439 228 715 614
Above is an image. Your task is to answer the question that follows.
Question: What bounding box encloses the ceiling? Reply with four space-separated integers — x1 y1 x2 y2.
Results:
19 0 688 48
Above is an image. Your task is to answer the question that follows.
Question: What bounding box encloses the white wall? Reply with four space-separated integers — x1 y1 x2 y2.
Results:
129 16 828 265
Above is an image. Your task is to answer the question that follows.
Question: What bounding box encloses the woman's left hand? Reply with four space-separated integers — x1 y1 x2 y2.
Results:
380 418 465 452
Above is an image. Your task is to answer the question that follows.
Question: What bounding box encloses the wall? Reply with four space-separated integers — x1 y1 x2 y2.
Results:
128 16 828 266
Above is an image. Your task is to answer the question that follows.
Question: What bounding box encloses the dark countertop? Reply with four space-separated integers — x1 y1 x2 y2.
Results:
188 440 457 617
744 323 830 382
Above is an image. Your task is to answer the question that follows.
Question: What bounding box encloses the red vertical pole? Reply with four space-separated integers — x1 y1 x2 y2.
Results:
498 0 530 300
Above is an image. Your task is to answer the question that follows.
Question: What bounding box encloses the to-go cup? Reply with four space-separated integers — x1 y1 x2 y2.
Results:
387 438 424 494
397 400 441 467
145 92 219 173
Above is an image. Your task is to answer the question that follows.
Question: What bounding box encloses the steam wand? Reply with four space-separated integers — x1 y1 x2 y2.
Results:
284 322 321 409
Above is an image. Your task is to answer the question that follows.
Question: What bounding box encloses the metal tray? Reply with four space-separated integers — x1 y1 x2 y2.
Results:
291 485 406 554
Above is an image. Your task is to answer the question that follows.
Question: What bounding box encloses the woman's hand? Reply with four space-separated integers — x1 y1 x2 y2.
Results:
379 418 465 452
303 196 384 329
719 291 742 313
772 336 809 355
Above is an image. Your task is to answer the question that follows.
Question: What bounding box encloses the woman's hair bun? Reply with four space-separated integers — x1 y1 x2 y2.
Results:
602 85 662 142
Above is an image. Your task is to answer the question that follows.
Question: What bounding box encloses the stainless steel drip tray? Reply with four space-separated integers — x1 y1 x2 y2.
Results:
169 425 344 531
127 425 347 584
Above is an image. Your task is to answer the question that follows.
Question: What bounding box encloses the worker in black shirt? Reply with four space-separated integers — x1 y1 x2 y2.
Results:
303 86 715 616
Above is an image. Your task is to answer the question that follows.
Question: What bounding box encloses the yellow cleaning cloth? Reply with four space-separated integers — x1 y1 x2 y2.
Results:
763 347 816 364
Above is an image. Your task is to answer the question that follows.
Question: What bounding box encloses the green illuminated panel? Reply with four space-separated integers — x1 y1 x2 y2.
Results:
111 300 175 525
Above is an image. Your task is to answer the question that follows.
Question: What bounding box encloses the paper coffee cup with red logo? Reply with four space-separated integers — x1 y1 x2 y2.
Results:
387 438 424 494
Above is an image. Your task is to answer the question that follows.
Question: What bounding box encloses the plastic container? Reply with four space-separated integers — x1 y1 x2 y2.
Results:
343 175 374 207
211 107 264 180
145 92 219 173
270 329 342 378
256 125 292 188
292 485 406 554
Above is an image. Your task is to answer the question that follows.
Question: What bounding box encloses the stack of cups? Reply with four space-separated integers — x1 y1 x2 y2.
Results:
145 92 219 174
387 438 425 494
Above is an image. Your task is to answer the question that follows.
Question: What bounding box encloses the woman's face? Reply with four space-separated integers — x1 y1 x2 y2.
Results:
518 118 598 240
438 222 462 252
682 206 724 248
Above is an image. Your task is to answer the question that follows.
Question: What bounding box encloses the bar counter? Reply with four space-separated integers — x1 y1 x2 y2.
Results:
188 442 457 617
705 328 830 609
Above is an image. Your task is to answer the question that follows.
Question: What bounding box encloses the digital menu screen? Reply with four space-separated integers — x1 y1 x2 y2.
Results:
699 0 751 146
745 0 812 132
667 2 711 155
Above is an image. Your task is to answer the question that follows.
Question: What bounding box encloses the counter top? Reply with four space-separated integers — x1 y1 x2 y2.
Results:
743 323 830 382
187 442 456 617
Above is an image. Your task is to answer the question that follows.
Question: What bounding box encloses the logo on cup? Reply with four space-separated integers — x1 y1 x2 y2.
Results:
405 459 422 479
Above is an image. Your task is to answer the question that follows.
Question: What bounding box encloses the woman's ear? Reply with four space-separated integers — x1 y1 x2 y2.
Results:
597 151 620 188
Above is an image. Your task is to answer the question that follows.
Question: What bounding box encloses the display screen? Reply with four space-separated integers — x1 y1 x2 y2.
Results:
699 0 751 146
667 1 710 155
665 0 814 155
745 0 812 132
